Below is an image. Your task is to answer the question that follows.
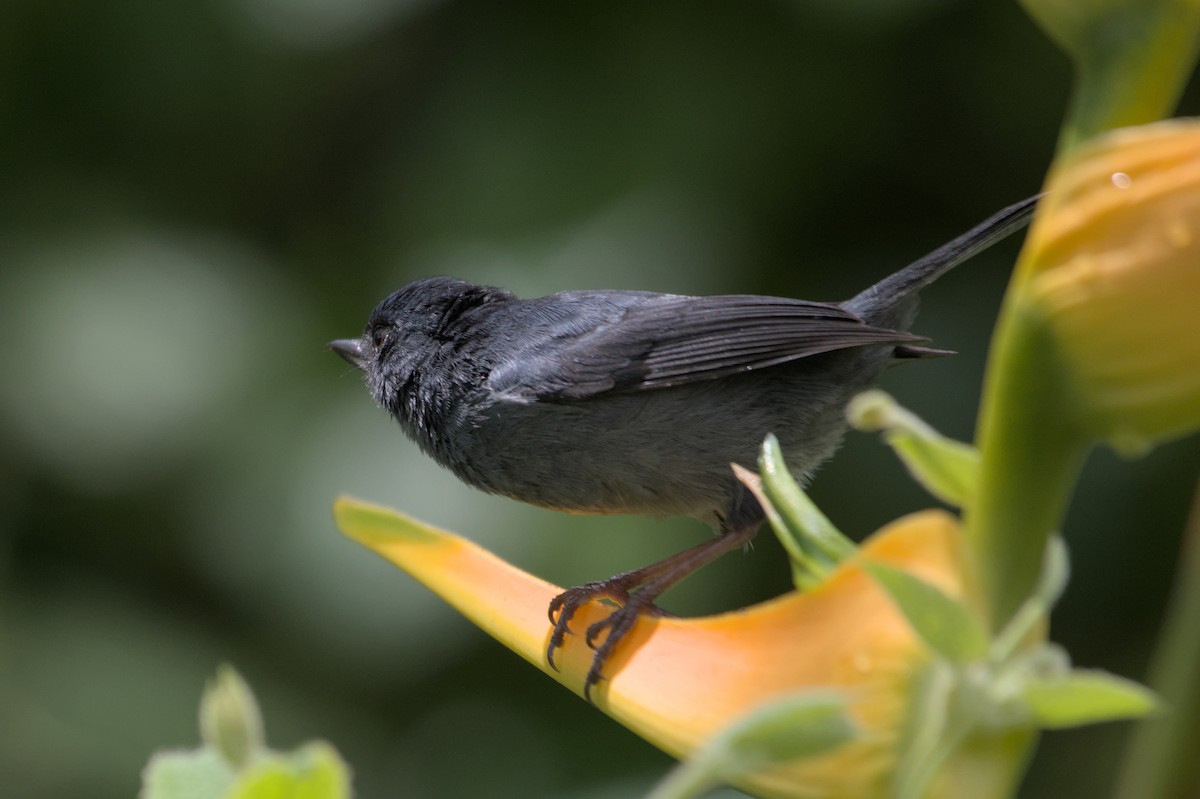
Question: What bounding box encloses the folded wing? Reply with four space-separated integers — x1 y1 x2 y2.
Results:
497 293 925 401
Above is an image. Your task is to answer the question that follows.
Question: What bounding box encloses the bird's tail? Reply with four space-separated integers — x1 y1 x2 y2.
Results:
844 193 1041 322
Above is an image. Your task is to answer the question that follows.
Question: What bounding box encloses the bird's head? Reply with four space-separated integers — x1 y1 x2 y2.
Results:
328 277 511 413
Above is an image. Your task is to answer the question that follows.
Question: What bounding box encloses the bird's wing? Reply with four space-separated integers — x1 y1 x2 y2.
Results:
490 293 925 401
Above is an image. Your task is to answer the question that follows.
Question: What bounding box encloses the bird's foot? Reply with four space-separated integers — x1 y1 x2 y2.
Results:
547 580 660 703
546 579 629 671
544 517 760 703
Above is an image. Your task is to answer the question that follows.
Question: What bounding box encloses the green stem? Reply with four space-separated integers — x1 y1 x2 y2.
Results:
965 296 1088 629
1113 478 1200 799
1020 0 1200 154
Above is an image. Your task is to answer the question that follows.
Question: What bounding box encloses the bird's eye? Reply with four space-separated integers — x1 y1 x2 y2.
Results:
371 327 392 349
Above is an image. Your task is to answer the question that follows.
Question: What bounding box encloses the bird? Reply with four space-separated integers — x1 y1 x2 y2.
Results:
329 194 1038 700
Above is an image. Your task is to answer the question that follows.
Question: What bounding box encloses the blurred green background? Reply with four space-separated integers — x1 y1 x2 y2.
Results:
2 1 1197 797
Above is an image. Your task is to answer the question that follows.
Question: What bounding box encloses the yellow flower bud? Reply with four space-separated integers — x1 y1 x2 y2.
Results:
1016 120 1200 452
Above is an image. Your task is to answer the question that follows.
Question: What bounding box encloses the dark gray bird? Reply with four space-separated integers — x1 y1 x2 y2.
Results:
329 195 1038 700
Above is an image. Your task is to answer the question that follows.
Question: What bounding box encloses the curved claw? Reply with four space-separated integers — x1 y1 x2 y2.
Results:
545 584 603 674
582 665 607 704
585 614 609 647
544 581 636 697
545 619 570 672
547 598 562 625
580 596 655 701
585 616 612 650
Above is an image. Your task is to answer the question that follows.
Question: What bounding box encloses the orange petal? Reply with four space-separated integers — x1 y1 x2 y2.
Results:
336 497 972 797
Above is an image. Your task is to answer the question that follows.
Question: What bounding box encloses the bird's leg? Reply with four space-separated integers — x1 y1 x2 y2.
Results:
547 492 763 703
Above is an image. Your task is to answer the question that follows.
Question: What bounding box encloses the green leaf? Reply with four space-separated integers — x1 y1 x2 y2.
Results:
866 562 989 664
733 464 827 591
645 692 857 799
759 435 856 564
847 390 980 508
1020 0 1200 151
140 748 235 799
751 434 857 581
226 743 353 799
1024 670 1159 728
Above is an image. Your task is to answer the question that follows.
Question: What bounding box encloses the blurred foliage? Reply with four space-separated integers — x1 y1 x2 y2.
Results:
141 666 351 799
0 1 1197 798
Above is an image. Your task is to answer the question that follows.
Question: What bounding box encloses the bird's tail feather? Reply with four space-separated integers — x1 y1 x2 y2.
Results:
845 193 1041 321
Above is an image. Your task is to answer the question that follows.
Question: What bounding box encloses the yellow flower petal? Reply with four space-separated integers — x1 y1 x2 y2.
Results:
1018 119 1200 451
335 496 977 798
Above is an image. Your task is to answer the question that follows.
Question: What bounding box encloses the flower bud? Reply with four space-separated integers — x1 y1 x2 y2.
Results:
1016 120 1200 453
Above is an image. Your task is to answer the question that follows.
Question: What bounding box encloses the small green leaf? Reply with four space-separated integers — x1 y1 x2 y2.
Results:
226 743 353 799
757 435 856 564
848 390 980 508
733 464 826 591
140 748 235 799
1024 670 1159 729
200 665 265 769
645 692 857 799
866 562 989 664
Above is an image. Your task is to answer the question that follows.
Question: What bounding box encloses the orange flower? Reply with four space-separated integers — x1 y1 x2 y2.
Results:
336 496 987 797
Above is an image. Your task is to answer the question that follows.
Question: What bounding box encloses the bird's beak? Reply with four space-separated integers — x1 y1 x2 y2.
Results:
327 338 368 370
